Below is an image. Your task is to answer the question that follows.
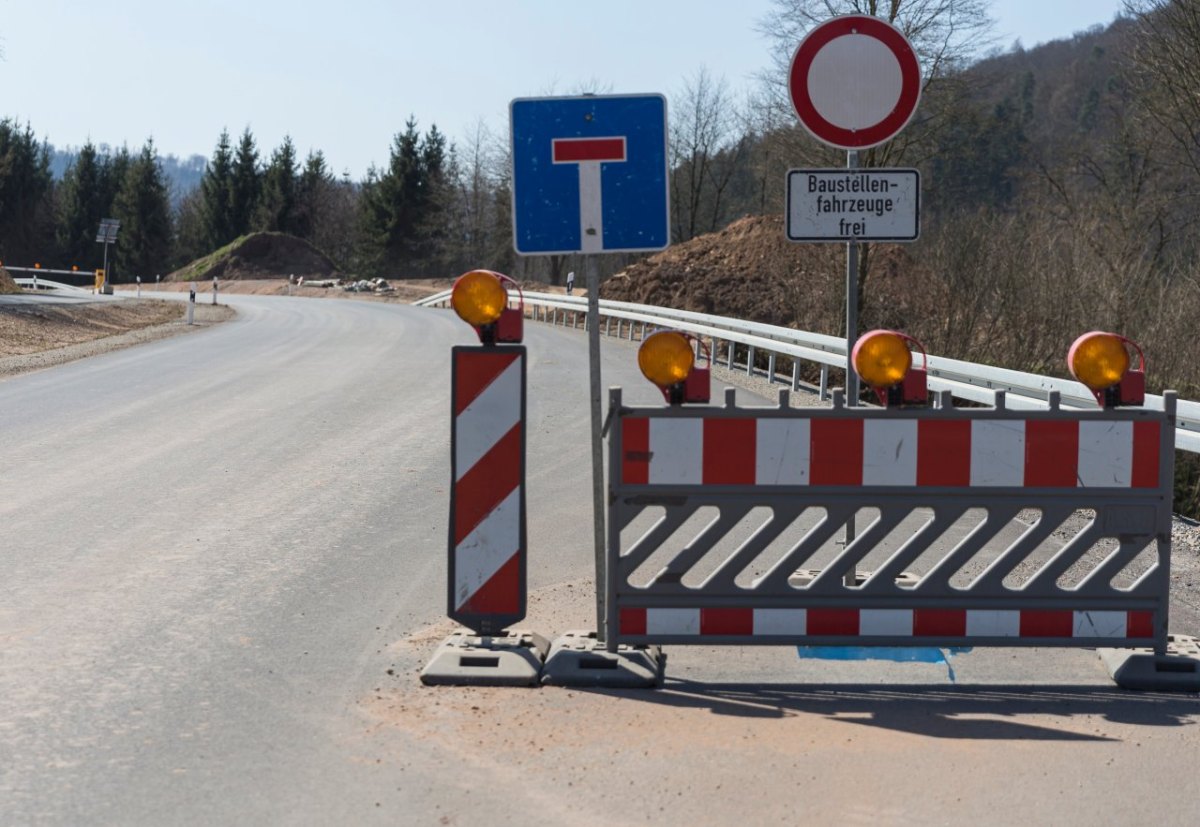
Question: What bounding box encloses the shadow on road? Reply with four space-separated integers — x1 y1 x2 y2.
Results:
580 682 1200 741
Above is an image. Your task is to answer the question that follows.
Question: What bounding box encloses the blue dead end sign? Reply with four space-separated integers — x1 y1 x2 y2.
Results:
510 94 669 255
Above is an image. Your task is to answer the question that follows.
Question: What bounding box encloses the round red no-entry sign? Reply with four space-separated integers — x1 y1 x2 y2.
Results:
789 14 922 150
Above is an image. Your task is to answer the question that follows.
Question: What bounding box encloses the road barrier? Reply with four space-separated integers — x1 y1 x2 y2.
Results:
422 272 546 687
605 387 1175 653
449 346 527 633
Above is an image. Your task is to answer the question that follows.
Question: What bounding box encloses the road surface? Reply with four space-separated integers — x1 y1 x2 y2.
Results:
1 294 1197 825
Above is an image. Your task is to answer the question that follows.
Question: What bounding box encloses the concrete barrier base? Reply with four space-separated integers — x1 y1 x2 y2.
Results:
1100 634 1200 691
420 629 548 687
541 630 664 688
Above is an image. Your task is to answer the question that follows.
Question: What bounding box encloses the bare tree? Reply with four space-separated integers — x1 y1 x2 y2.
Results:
670 67 749 242
1124 1 1200 181
755 0 994 343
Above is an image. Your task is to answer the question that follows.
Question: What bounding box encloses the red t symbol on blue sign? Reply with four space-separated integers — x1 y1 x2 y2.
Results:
552 137 627 254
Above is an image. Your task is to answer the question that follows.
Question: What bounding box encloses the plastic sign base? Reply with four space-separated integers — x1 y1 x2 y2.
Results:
541 630 664 688
1099 635 1200 691
419 629 549 687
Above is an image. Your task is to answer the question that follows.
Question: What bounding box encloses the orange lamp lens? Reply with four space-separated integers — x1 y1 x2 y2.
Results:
451 270 507 326
852 330 911 389
1068 332 1130 391
638 331 694 387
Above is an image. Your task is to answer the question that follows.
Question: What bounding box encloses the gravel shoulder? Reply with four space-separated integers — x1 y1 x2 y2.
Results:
0 297 234 380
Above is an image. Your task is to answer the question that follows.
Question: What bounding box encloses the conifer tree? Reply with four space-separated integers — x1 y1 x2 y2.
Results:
357 117 444 275
295 149 333 241
113 139 173 281
0 119 56 263
200 129 235 250
98 146 131 218
229 128 261 237
255 136 298 233
56 141 106 267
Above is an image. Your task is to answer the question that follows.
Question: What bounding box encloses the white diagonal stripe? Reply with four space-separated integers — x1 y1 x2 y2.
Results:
1077 421 1132 487
455 358 522 481
860 609 914 636
454 486 521 610
649 419 703 484
1072 611 1127 638
646 608 700 635
753 608 807 635
756 419 810 484
863 420 918 486
965 610 1021 637
970 420 1025 486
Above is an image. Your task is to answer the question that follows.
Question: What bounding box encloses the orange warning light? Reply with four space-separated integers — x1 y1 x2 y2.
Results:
451 269 524 345
1068 332 1144 408
852 329 928 407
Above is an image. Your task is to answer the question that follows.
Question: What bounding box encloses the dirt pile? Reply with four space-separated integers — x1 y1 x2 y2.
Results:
168 232 338 283
599 214 916 335
0 267 20 294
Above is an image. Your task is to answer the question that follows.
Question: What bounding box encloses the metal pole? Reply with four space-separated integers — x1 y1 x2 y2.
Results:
586 255 607 642
843 150 861 586
845 149 860 407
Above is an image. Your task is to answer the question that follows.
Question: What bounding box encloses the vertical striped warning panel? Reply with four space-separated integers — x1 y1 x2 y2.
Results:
449 346 527 634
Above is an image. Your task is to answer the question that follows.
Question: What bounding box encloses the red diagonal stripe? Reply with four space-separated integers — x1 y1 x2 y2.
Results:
1127 610 1155 638
913 609 967 637
459 552 520 615
917 420 971 486
810 420 863 485
620 608 647 635
1132 421 1160 488
622 417 650 484
703 419 756 484
1025 420 1078 487
454 423 521 545
454 350 520 416
808 608 859 636
1020 610 1073 637
700 608 753 635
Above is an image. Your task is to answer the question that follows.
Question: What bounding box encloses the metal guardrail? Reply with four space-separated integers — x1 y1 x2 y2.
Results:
415 288 1200 453
13 278 91 293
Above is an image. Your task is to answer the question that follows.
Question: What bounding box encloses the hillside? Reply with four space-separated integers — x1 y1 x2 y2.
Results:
168 232 338 282
600 215 916 338
0 267 20 294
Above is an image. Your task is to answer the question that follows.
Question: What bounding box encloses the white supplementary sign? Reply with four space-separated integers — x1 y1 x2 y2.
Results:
786 168 920 242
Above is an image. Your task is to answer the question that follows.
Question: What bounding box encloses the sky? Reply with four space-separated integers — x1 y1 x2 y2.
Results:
0 1 1127 178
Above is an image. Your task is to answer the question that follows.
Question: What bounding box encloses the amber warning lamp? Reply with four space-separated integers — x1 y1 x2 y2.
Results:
1068 331 1145 408
638 330 711 405
852 329 928 407
451 269 523 345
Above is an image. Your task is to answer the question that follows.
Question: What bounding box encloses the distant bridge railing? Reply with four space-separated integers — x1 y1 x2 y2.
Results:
415 288 1200 454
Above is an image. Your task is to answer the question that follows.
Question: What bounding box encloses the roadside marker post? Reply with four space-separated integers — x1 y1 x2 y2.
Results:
187 282 196 326
421 271 548 687
212 276 219 305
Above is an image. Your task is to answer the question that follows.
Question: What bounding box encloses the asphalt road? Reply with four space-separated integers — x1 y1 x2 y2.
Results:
2 295 1197 825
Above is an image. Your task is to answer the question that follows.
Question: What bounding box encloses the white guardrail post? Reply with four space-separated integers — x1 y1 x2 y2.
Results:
413 288 1200 453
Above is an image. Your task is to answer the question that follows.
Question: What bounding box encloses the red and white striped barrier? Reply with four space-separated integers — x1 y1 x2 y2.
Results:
621 416 1161 488
449 346 527 634
618 607 1155 641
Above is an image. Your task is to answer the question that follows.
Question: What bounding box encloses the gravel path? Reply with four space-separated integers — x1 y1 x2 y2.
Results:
0 299 233 380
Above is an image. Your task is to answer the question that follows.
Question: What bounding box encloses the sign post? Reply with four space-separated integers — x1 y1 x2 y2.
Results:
787 12 923 404
510 94 668 671
788 13 923 582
